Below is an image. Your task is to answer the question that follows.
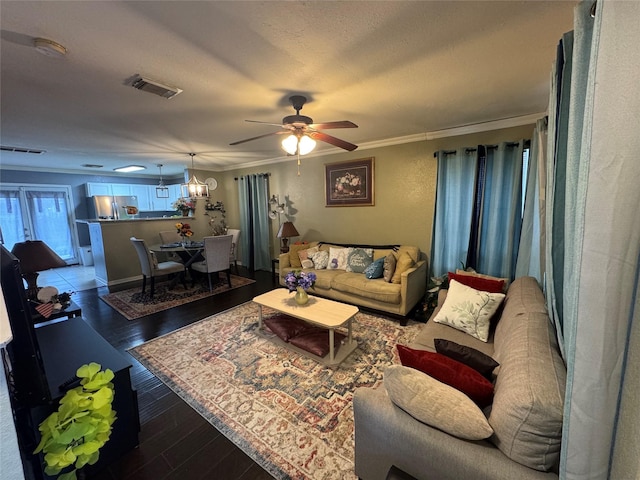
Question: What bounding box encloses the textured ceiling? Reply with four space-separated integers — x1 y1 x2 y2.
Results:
0 1 575 177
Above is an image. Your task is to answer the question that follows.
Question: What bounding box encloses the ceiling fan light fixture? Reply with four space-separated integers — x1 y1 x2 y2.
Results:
281 133 316 156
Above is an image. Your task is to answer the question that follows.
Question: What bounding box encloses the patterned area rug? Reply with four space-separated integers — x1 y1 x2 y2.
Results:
100 275 255 320
128 301 423 479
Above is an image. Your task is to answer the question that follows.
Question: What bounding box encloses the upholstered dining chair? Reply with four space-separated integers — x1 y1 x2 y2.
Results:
130 237 186 298
190 235 233 292
227 228 241 274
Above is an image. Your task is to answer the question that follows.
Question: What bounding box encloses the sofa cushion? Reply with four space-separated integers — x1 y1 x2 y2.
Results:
346 248 374 273
384 365 494 441
311 269 347 290
433 279 505 342
489 276 565 472
311 250 329 269
263 314 312 342
448 271 505 294
391 251 415 284
397 345 494 408
383 253 396 282
363 257 385 279
330 273 401 304
434 338 499 380
288 328 346 357
328 247 351 270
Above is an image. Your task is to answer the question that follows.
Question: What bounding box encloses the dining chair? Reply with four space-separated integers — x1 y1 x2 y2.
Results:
190 235 233 292
227 228 241 274
130 237 186 298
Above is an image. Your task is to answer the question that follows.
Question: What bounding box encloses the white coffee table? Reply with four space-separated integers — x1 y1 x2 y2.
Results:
253 288 359 366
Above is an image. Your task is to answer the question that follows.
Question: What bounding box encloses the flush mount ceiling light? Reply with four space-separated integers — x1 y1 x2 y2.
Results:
33 38 67 58
181 153 209 198
114 165 146 173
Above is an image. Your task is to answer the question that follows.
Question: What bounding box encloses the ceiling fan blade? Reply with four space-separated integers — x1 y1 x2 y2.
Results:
309 120 358 130
308 131 358 151
229 131 285 146
244 120 286 127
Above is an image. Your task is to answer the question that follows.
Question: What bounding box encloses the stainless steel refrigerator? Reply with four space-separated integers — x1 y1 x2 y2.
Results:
90 195 139 220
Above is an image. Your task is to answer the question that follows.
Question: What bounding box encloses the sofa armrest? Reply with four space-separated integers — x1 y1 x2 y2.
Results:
279 252 291 268
399 259 427 316
353 388 558 480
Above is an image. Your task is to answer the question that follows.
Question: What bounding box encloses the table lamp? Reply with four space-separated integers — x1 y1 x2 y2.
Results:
11 240 66 300
277 221 300 253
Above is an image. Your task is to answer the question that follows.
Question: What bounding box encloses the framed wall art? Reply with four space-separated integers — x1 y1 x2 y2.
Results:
325 157 374 207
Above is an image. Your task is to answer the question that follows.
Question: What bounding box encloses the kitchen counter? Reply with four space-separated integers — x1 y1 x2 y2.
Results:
83 215 207 288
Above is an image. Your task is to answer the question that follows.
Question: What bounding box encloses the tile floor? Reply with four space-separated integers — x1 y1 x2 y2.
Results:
37 265 102 293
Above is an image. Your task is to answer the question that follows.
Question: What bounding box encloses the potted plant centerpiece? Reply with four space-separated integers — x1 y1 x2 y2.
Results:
34 362 117 480
284 270 317 305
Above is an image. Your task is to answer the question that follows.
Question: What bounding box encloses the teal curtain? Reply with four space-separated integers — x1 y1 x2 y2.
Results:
545 1 640 477
474 142 524 279
237 174 271 271
430 149 477 277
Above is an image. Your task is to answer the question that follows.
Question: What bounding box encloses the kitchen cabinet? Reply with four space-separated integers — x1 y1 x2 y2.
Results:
85 182 112 196
85 183 181 212
129 184 152 211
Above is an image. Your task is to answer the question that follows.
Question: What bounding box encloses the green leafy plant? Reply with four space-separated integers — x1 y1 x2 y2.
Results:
34 362 117 480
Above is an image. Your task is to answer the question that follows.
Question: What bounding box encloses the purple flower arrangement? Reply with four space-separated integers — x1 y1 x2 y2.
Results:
284 270 317 292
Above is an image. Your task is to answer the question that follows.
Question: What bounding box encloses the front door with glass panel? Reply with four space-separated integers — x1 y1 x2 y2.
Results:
0 185 79 264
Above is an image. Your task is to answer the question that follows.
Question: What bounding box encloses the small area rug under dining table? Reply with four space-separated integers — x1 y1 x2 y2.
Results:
128 301 423 479
100 274 255 320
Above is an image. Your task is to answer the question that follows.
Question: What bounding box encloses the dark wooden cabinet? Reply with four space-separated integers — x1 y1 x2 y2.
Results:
28 317 139 478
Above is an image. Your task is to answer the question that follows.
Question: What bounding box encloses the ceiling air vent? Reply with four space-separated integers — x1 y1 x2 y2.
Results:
0 145 46 154
130 75 182 99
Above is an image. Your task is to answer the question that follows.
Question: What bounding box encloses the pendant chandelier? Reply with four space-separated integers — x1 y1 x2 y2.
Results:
181 153 209 198
155 164 169 198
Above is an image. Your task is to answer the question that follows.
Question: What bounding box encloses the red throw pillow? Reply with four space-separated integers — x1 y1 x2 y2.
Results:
396 344 494 408
448 272 505 294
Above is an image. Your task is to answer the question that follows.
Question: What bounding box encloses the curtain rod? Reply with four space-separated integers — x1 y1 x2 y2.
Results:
234 173 271 181
433 140 530 158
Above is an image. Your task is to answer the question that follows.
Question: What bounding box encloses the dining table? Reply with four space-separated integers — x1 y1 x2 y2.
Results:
149 242 205 269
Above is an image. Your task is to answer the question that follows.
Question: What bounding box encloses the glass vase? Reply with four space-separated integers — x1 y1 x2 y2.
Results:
294 286 309 305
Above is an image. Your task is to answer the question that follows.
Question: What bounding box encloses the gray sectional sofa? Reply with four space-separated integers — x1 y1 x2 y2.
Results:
278 242 427 317
353 276 566 480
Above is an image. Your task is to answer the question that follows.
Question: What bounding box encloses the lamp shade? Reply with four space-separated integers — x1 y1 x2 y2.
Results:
11 240 66 274
277 222 300 239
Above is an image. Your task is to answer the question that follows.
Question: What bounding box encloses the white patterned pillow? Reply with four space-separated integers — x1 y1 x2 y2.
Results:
298 246 319 269
328 247 352 270
433 279 505 342
310 250 329 269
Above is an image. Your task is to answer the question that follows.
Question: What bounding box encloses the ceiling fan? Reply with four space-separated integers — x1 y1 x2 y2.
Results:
230 95 358 153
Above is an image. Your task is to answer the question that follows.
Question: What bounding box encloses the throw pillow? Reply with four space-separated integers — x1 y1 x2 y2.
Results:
448 271 504 294
384 365 493 441
346 248 374 273
456 269 510 293
432 279 506 342
391 251 415 284
328 247 351 270
363 257 385 279
311 250 329 269
397 344 494 408
298 246 319 270
434 338 499 380
383 253 396 282
288 243 310 268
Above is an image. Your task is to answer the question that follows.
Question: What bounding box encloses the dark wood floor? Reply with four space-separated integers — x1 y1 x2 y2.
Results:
73 268 277 480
